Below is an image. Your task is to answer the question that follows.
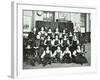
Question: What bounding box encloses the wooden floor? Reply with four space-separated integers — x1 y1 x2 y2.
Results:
23 43 91 69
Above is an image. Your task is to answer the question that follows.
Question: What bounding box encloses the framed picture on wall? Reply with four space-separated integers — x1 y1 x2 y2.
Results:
11 1 97 78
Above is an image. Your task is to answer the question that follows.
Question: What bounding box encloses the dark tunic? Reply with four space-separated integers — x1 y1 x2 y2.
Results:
45 40 52 46
40 31 46 39
55 32 59 37
72 40 78 50
63 40 69 47
40 39 44 47
45 40 52 50
34 39 40 48
42 51 52 66
69 40 78 55
55 51 61 62
72 51 88 65
69 36 73 44
52 40 60 52
28 32 36 41
62 53 72 63
62 33 66 38
54 40 59 46
27 32 36 48
44 52 51 59
62 40 69 51
55 52 60 59
47 32 53 39
33 39 40 57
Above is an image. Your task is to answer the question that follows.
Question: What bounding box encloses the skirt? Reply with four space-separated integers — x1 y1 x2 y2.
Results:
62 54 72 63
72 54 88 65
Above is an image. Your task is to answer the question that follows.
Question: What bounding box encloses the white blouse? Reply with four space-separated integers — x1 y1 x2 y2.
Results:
41 50 52 58
63 50 72 57
52 50 62 59
73 49 81 56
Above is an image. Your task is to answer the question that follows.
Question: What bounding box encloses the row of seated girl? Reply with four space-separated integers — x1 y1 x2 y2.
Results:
41 46 88 66
32 31 79 53
28 45 88 67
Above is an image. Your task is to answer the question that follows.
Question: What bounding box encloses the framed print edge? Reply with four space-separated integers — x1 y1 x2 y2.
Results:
11 1 97 78
11 1 18 78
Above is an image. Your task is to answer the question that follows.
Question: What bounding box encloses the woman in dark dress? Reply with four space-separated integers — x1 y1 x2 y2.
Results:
69 32 73 44
53 35 60 52
38 37 45 64
59 30 66 41
62 30 66 38
34 35 40 49
61 35 70 51
54 28 60 37
47 28 53 39
72 46 88 65
40 37 45 47
38 27 47 40
44 36 52 50
62 47 72 63
41 47 52 66
24 39 33 64
70 35 79 54
33 35 41 64
52 46 63 63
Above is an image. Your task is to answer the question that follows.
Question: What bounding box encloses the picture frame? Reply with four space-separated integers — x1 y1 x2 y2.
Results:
11 1 97 78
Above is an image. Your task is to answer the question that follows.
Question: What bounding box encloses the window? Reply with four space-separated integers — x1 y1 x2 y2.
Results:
43 11 54 22
23 11 32 32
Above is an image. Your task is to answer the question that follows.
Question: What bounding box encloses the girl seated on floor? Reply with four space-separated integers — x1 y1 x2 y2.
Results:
72 46 88 65
41 47 52 66
52 46 63 63
62 47 72 63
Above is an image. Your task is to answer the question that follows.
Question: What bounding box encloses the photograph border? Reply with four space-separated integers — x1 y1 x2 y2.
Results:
11 1 97 78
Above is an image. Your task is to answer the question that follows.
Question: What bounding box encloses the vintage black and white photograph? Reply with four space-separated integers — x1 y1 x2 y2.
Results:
23 10 91 69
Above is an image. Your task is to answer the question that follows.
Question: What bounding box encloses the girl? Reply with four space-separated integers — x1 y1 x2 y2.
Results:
47 28 53 39
41 47 52 66
38 27 47 40
62 30 66 38
53 35 60 47
62 47 72 63
69 32 73 44
34 35 40 49
54 28 60 37
33 35 41 64
61 35 70 51
52 35 60 52
52 46 63 63
72 35 80 50
40 37 45 47
44 36 52 50
72 46 88 65
69 34 79 54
